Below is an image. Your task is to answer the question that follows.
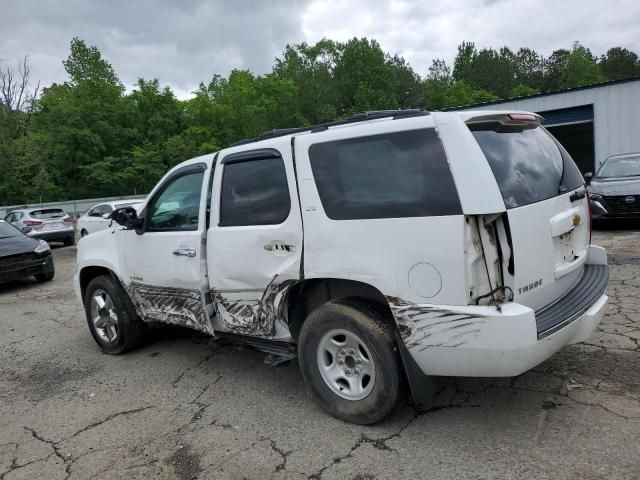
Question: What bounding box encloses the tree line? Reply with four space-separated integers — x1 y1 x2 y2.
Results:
1 37 639 205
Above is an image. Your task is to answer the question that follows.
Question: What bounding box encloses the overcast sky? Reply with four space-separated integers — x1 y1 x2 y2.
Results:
2 0 639 98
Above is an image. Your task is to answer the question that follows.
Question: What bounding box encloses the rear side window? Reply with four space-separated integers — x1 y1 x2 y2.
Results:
219 157 291 226
30 209 65 219
308 128 461 220
471 125 583 209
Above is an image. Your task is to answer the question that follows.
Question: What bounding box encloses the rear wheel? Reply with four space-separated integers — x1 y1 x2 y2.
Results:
80 229 88 238
298 299 404 424
84 275 147 354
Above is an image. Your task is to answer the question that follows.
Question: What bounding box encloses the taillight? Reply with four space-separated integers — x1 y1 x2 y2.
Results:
24 220 43 227
586 190 592 244
63 215 74 223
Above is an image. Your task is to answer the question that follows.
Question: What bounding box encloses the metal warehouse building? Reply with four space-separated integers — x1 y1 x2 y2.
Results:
451 76 640 174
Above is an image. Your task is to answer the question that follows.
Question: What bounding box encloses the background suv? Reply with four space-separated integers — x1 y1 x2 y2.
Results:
4 208 76 246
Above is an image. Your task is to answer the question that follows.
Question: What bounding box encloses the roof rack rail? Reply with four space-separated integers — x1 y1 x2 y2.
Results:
229 109 429 147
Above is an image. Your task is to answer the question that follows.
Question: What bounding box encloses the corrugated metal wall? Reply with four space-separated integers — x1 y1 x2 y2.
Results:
463 79 640 170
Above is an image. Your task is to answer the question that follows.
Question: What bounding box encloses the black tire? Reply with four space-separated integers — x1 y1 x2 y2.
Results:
80 229 88 238
84 274 147 354
35 269 55 282
64 235 76 246
298 299 404 424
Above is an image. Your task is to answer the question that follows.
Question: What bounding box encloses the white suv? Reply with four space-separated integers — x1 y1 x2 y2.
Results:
75 109 609 424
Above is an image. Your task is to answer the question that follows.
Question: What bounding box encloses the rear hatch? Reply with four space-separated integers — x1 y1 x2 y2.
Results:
468 113 590 312
29 208 70 231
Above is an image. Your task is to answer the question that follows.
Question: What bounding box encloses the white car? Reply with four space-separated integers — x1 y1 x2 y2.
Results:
77 200 143 237
75 109 608 424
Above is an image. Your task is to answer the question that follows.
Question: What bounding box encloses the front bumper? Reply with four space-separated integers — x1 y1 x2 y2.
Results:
28 228 75 242
400 245 609 378
0 253 54 283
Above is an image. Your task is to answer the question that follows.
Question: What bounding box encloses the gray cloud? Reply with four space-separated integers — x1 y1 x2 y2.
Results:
1 0 639 99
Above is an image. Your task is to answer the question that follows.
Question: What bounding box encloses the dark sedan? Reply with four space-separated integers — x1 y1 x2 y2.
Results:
0 220 55 284
586 153 640 221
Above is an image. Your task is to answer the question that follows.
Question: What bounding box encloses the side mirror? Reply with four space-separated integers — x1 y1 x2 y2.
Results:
583 172 593 185
133 216 145 236
22 226 33 234
109 206 139 230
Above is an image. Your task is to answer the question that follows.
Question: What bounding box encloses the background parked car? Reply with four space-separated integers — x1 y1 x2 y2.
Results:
0 220 54 284
586 153 640 221
4 208 76 246
77 200 143 237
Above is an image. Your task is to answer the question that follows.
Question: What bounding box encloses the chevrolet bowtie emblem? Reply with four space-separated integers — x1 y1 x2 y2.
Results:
572 213 581 226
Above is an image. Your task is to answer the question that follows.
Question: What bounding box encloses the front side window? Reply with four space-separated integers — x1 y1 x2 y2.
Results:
147 170 205 231
308 128 462 220
219 157 291 227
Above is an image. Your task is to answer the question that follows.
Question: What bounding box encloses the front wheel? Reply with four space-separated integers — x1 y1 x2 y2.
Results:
298 299 404 424
84 275 147 354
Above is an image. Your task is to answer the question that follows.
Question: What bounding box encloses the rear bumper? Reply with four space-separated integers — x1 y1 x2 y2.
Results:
399 245 609 377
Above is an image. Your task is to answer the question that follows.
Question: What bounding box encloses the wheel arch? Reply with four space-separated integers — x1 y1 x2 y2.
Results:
79 265 123 300
285 278 396 341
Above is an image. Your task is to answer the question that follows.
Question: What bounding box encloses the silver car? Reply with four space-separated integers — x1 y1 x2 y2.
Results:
586 153 640 221
4 208 76 246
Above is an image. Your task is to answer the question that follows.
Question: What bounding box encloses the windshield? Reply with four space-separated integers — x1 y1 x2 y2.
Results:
596 154 640 178
0 222 22 239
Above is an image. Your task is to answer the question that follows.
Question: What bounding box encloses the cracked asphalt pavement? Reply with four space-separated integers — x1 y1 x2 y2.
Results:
1 227 639 479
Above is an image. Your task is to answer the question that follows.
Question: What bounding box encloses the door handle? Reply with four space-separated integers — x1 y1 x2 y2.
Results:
173 247 196 257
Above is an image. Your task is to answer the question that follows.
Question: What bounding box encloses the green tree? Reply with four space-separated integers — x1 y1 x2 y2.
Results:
510 83 539 98
452 41 476 83
273 39 340 123
542 48 571 91
334 38 397 113
560 42 604 89
599 47 640 80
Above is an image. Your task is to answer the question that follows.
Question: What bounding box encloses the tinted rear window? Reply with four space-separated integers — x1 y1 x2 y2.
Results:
471 125 583 209
30 209 65 219
308 128 461 220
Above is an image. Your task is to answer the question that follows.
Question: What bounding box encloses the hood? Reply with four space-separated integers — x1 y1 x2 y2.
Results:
589 176 640 196
0 234 40 257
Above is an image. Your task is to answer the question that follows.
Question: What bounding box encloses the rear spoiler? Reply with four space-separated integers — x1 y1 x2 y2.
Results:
465 112 544 127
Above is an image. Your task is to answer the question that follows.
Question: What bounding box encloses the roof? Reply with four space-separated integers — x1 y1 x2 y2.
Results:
445 75 640 111
229 109 431 147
